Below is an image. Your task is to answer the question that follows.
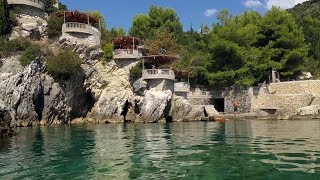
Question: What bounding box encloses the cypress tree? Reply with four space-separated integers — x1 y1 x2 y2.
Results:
0 0 10 35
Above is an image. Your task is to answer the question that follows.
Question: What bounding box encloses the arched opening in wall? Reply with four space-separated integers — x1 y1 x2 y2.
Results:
213 98 225 112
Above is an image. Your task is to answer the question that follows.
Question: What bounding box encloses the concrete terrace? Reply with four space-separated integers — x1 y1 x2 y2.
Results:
7 0 44 10
62 22 101 38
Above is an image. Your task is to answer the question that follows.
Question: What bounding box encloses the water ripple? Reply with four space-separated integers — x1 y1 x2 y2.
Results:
1 121 320 179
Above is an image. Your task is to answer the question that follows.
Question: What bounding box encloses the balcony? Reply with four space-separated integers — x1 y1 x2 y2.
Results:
7 0 44 10
62 22 101 38
142 69 175 81
174 82 190 93
113 49 142 60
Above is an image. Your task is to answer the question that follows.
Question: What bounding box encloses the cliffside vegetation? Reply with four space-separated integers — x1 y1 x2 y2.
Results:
46 50 82 79
289 0 320 19
1 0 320 87
47 15 64 38
19 44 41 66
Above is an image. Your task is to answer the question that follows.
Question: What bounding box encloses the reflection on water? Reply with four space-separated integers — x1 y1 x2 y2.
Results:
0 120 320 179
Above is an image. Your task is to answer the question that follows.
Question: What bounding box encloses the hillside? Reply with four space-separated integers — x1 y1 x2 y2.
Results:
289 0 320 19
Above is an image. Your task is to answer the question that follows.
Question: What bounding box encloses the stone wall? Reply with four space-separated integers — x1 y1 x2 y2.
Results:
188 88 254 113
223 88 254 113
251 80 320 115
188 97 213 106
252 93 314 114
268 80 320 96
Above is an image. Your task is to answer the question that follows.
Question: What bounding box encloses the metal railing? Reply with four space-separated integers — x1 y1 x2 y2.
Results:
62 22 101 38
8 0 44 10
142 69 175 81
174 82 190 93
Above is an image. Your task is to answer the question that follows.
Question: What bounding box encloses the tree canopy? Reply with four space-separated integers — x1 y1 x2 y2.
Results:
0 0 10 35
129 5 183 40
173 8 310 87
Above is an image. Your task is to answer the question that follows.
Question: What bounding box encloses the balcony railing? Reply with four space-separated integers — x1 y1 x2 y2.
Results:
8 0 45 10
62 22 101 38
142 69 175 81
113 49 141 59
174 82 190 93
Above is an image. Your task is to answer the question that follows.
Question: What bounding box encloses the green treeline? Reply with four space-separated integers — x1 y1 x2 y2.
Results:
1 0 320 87
128 5 320 87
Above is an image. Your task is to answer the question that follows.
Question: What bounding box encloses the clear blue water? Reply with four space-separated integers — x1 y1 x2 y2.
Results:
1 120 320 179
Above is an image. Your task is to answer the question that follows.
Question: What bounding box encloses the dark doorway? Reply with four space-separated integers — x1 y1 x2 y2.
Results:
213 98 225 112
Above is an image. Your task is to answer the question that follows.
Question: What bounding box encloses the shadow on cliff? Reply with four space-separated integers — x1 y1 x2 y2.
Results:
33 67 95 124
55 68 95 121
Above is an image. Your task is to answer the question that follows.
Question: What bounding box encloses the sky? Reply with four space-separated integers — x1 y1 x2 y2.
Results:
59 0 309 32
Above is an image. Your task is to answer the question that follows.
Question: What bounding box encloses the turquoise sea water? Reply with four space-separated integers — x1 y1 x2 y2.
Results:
1 120 320 179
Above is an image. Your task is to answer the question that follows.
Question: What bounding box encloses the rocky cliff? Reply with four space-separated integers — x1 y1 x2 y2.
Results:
0 12 206 130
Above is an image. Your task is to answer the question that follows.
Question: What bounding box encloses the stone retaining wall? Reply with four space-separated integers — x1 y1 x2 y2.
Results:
268 80 320 95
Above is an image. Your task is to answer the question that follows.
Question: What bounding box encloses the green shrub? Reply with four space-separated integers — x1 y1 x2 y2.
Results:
9 11 18 27
102 43 113 61
47 15 64 39
19 45 41 66
129 63 142 81
46 50 82 79
0 38 31 56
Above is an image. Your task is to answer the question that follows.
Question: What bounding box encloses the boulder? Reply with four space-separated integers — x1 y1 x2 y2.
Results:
297 105 320 116
171 96 192 121
139 89 173 122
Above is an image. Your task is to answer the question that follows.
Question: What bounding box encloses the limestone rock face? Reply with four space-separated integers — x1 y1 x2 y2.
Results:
187 105 206 121
0 56 93 126
172 96 192 121
10 7 47 40
0 57 43 126
85 61 134 123
59 33 102 62
0 101 15 137
139 89 173 122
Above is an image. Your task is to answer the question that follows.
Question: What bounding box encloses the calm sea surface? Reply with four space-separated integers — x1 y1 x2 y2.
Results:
1 120 320 179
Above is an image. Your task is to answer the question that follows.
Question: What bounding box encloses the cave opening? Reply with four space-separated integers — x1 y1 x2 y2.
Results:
121 100 131 122
33 87 44 121
163 99 173 123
